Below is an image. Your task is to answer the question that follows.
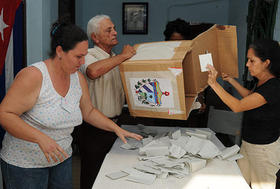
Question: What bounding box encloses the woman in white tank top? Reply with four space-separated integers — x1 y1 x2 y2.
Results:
0 17 142 189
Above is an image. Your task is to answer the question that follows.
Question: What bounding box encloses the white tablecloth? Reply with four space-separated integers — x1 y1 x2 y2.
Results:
92 125 250 189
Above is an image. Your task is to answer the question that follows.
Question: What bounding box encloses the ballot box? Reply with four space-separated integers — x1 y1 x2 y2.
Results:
119 25 238 120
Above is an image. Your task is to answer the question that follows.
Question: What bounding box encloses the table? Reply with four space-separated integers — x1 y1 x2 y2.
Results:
92 125 250 189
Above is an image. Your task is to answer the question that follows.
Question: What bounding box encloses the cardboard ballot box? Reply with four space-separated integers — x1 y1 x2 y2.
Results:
119 25 238 120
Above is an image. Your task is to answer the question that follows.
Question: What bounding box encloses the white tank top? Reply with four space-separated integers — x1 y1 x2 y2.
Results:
0 61 83 168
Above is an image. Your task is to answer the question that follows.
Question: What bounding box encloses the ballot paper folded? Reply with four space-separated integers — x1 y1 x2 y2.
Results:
197 140 221 159
120 138 141 150
171 129 182 139
115 127 243 185
169 144 186 159
122 167 157 185
185 157 207 172
142 135 153 146
106 171 129 180
218 144 243 161
185 128 213 139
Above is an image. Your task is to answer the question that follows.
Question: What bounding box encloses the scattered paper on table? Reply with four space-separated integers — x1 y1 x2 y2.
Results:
113 126 244 185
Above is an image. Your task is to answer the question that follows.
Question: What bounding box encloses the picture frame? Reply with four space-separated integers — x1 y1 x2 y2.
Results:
122 2 148 34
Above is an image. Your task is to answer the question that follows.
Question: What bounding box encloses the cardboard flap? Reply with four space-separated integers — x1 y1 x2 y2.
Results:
128 109 187 120
120 60 183 72
183 24 238 95
192 24 238 78
183 25 218 94
216 25 238 78
125 41 192 62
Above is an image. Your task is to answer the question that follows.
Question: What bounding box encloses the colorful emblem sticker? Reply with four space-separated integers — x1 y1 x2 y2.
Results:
130 78 174 108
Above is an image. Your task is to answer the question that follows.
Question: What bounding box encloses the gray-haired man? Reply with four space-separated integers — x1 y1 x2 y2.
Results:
78 14 135 189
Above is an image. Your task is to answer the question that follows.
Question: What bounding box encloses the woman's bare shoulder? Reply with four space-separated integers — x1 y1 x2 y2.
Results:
13 66 43 89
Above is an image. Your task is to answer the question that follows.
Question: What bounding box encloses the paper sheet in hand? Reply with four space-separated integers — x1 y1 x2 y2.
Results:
106 171 129 180
199 53 213 72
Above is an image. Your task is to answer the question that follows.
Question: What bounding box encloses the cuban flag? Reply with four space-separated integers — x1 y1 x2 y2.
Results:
0 0 23 147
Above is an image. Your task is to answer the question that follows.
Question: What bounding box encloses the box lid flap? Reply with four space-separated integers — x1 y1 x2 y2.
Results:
124 41 192 63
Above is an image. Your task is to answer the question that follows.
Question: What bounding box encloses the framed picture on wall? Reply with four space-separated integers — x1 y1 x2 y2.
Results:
122 2 148 34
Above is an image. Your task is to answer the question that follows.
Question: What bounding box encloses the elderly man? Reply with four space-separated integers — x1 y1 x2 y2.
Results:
78 15 136 189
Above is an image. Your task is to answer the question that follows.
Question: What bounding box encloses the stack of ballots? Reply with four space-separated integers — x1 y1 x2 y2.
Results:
106 126 243 185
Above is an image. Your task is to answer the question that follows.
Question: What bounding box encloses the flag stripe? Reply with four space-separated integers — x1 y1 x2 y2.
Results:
0 1 23 148
13 2 23 77
0 66 5 102
0 0 22 74
5 29 13 93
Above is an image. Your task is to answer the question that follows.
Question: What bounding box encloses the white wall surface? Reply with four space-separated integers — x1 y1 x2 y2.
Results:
26 0 58 66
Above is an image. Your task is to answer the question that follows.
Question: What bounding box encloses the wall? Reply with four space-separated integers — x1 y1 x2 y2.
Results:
228 0 250 83
42 0 58 60
26 0 58 65
26 0 43 65
24 0 255 82
26 0 248 69
274 2 280 41
76 0 230 53
75 0 250 81
25 0 280 79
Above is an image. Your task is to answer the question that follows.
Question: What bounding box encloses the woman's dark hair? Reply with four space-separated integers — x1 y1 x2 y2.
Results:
163 18 191 40
49 16 88 58
250 38 280 77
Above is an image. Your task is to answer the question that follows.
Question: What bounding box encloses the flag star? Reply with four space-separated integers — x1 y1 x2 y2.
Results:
0 8 9 42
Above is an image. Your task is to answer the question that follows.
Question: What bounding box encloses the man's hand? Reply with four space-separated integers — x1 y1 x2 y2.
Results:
120 45 136 60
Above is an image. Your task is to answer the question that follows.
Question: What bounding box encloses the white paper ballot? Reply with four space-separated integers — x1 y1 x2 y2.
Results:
106 171 129 180
199 53 213 72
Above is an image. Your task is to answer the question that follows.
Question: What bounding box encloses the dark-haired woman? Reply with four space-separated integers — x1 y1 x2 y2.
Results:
207 38 280 189
0 18 142 189
163 18 191 40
